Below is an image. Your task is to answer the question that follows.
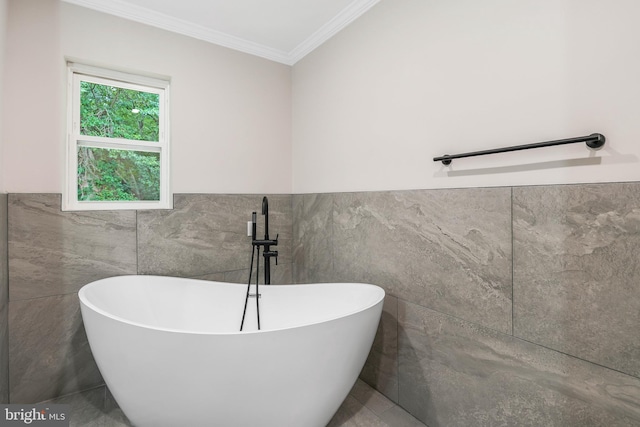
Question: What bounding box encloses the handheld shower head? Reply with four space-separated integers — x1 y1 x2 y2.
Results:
251 212 257 241
262 197 269 239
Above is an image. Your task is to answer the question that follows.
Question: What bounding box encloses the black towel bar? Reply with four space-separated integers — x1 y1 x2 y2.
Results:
434 133 605 165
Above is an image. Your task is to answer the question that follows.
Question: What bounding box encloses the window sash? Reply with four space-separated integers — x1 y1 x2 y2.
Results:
77 136 164 151
64 63 171 211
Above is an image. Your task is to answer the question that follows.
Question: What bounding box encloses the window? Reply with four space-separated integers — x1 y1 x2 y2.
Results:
64 63 171 210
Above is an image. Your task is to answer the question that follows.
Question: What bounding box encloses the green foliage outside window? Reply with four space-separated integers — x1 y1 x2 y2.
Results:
78 81 161 201
78 147 160 201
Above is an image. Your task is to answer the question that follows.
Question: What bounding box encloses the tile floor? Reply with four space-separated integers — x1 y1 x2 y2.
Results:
328 379 426 427
43 378 426 426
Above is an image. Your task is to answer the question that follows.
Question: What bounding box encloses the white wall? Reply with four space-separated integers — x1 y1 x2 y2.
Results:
292 0 640 193
2 0 292 194
0 0 8 193
5 0 640 195
2 0 62 194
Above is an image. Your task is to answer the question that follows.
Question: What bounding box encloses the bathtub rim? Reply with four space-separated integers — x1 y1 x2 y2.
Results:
78 275 385 336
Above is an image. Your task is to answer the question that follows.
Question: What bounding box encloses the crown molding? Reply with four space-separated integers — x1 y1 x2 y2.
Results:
61 0 292 64
61 0 380 65
288 0 381 64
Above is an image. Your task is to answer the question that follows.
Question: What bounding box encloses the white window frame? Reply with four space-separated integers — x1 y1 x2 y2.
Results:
64 63 171 211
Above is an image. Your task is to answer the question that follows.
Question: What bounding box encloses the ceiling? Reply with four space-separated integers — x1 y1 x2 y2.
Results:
61 0 381 65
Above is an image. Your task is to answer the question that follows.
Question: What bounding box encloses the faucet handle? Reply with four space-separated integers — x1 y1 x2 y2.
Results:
263 250 278 265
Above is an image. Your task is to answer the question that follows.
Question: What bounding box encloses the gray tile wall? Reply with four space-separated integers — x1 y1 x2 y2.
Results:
293 183 640 426
6 193 292 404
5 186 640 426
0 194 8 403
8 194 136 403
137 193 293 283
513 184 640 378
331 189 512 334
398 300 640 427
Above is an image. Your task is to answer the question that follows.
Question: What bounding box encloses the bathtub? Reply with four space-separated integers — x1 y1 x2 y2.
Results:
78 275 385 427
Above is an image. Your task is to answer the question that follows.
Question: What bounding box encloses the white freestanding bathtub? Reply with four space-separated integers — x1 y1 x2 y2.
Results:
78 275 384 427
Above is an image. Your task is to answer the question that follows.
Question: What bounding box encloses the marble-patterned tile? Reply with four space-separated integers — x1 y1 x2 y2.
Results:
41 387 132 427
137 194 292 277
349 379 396 416
360 295 398 403
292 194 304 282
0 193 8 403
333 188 512 333
9 294 103 403
8 194 137 301
271 261 294 284
102 387 132 427
223 268 251 284
188 271 226 282
336 380 427 427
378 405 426 427
328 395 391 427
292 193 334 284
398 299 640 427
222 262 293 285
513 183 640 377
44 386 105 427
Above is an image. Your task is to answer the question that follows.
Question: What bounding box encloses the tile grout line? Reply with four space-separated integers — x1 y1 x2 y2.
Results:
511 186 514 337
396 294 640 382
4 195 10 404
512 335 640 382
396 293 400 405
334 194 339 281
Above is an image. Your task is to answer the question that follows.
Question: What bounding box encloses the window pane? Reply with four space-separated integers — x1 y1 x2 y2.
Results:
80 81 160 142
77 147 160 201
